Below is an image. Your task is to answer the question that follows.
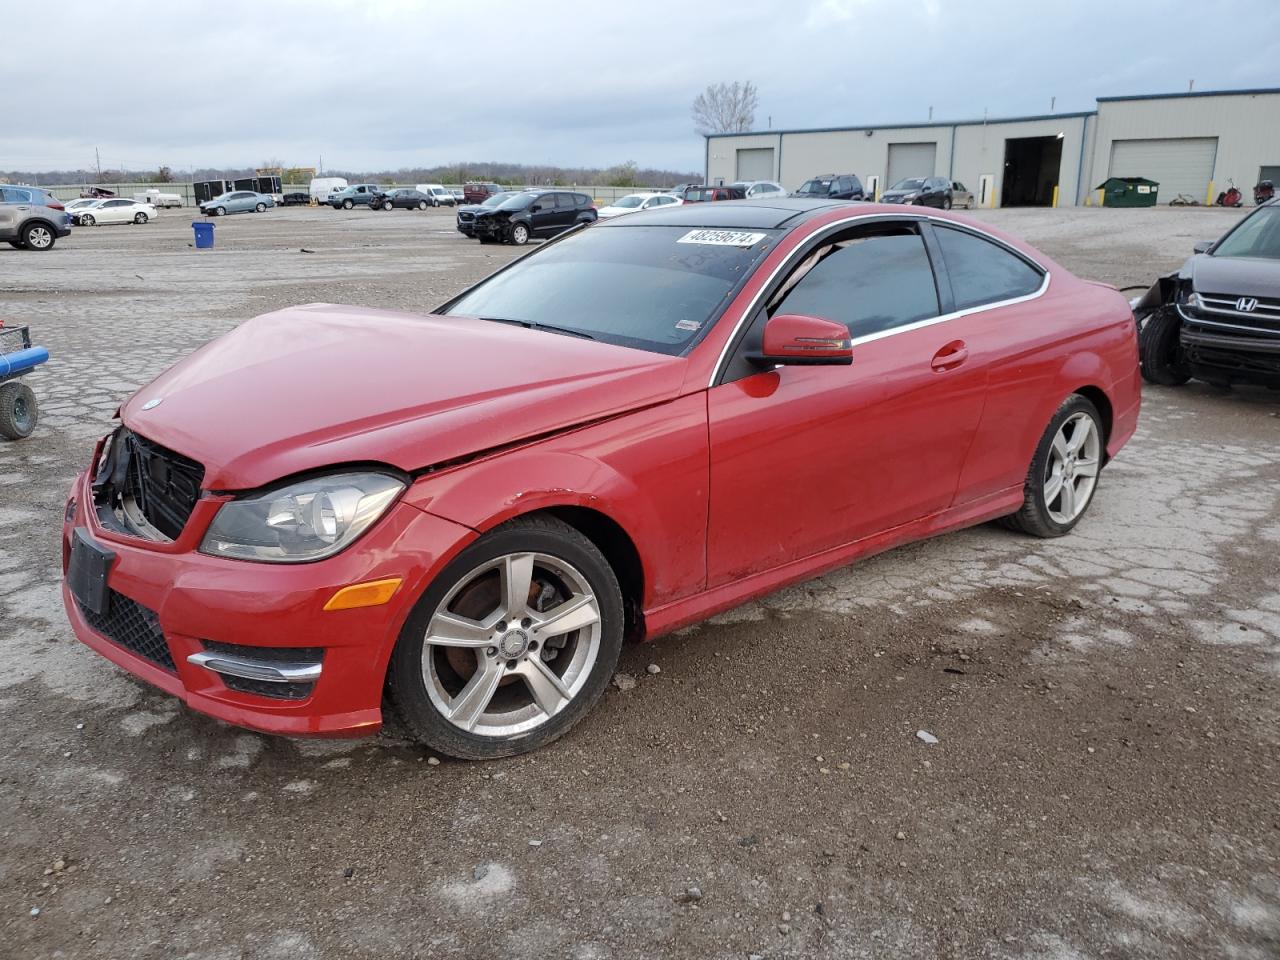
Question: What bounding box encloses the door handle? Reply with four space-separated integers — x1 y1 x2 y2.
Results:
930 340 968 371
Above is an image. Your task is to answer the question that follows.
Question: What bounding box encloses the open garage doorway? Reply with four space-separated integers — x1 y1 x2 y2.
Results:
1002 135 1062 206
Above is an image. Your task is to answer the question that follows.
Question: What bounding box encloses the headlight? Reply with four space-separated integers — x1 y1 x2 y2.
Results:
199 472 404 563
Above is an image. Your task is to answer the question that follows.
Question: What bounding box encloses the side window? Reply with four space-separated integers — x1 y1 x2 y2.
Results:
834 177 849 193
934 226 1044 310
850 175 864 194
8 188 34 203
771 228 940 339
557 193 576 209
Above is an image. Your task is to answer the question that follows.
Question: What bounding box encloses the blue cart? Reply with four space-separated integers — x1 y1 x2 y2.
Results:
0 324 49 440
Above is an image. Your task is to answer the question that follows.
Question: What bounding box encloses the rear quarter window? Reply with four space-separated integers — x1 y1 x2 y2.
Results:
934 226 1044 310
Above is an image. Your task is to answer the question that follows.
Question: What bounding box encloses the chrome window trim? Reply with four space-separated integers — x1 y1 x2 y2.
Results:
707 213 1050 386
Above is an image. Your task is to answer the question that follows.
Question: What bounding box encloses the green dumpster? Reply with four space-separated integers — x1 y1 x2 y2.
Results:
1096 176 1159 207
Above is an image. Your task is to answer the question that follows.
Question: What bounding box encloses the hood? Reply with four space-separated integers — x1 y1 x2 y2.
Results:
1186 254 1280 299
121 304 686 490
880 190 913 198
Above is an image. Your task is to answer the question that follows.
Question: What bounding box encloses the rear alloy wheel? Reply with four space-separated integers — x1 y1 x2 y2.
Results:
1001 394 1103 538
509 222 530 245
21 223 55 250
1139 307 1191 386
388 515 624 759
134 212 148 224
0 381 38 439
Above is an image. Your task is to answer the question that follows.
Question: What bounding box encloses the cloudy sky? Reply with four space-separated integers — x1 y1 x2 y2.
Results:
5 0 1278 174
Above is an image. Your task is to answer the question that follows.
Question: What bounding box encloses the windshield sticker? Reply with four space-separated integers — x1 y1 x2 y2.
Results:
677 229 767 248
674 319 702 332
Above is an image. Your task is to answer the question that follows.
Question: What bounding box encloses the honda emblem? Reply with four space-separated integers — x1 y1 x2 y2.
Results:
1236 297 1259 313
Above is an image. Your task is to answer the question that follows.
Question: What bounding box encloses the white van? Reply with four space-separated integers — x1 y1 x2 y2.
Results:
309 177 349 203
415 184 456 207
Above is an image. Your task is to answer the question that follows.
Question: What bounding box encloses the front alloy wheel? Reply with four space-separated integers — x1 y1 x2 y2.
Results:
388 516 623 758
509 222 530 245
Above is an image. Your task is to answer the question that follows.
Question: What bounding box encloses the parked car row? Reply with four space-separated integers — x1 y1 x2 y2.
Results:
324 183 459 209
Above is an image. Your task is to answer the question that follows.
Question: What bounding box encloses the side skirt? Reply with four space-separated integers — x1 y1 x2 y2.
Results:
642 485 1025 640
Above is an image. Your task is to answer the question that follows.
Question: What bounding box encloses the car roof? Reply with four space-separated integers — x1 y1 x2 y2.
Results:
597 197 854 230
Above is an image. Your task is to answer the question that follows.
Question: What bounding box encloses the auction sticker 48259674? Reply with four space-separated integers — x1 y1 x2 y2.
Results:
677 229 767 247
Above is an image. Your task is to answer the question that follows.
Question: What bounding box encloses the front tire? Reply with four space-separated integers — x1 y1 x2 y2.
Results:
80 215 96 227
0 381 38 439
1139 307 1191 386
509 222 530 245
134 212 148 224
215 206 226 217
343 199 354 210
1001 394 1104 538
382 200 393 210
387 515 624 759
255 202 266 212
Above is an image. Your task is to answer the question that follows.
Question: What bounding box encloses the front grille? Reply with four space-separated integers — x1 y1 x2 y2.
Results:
1188 293 1280 337
78 590 175 671
457 211 475 223
119 430 204 540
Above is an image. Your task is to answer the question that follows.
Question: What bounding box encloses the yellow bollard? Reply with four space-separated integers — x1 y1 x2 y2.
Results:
1205 181 1214 206
1052 185 1059 208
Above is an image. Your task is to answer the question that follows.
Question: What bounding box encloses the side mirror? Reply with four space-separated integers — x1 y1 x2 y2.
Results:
753 314 853 366
531 204 542 212
1193 240 1213 254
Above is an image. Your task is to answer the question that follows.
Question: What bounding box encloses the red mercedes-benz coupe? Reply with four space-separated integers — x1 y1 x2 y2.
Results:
62 199 1140 758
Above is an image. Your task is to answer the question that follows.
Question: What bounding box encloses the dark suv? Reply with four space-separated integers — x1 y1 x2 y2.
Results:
463 182 503 205
1135 198 1280 389
793 174 865 201
880 176 954 208
471 190 596 245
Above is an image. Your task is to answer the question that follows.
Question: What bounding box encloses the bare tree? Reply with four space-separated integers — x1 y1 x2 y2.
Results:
691 81 759 135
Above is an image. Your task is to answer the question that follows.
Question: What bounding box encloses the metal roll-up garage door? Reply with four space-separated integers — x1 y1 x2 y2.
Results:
736 148 775 181
1109 137 1217 202
887 142 937 185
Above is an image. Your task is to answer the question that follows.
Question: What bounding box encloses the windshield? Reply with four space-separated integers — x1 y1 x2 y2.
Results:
793 179 834 194
498 194 537 211
612 196 646 208
890 178 926 191
481 192 519 207
1212 206 1280 259
443 225 778 355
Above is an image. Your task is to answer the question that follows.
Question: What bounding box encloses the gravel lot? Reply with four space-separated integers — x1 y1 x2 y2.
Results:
1 204 1278 960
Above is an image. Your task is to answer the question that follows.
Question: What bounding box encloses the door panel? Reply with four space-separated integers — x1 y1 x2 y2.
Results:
706 323 987 585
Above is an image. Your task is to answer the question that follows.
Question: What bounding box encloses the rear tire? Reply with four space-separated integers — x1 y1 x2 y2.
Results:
418 200 428 210
1000 394 1104 538
387 514 624 759
20 222 56 250
1139 307 1191 386
0 381 38 439
942 197 953 210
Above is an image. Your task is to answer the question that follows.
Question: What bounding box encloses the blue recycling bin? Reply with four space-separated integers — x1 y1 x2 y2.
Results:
192 221 215 249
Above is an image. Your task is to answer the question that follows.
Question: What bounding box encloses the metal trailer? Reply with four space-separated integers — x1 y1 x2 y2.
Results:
0 323 50 440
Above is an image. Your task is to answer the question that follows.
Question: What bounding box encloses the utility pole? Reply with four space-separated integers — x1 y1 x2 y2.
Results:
95 147 101 180
1189 79 1195 92
1051 95 1056 112
928 105 933 121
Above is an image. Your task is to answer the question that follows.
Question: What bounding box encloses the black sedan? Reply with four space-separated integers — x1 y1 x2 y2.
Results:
1135 198 1280 389
371 188 433 211
879 176 954 209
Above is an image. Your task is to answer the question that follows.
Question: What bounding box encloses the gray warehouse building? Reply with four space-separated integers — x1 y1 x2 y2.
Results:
705 87 1280 207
